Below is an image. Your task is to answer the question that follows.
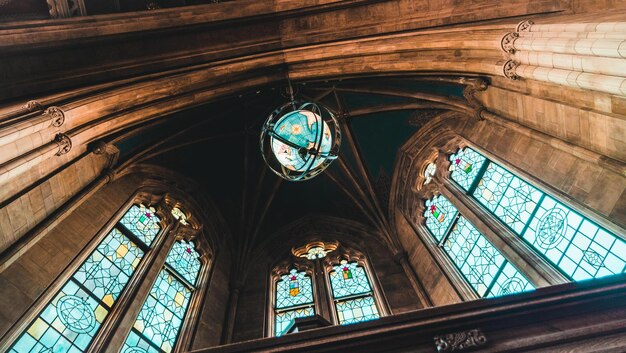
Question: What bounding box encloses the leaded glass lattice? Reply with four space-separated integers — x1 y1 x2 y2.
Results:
424 195 458 242
120 204 161 247
335 296 379 325
329 262 373 299
449 147 486 191
473 162 542 234
9 220 146 353
275 269 314 309
274 307 315 337
121 270 192 353
329 261 380 326
423 194 534 298
523 196 626 281
452 147 626 282
165 240 201 286
274 269 315 336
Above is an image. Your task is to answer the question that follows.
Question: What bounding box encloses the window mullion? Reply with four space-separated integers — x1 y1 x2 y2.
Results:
467 159 490 195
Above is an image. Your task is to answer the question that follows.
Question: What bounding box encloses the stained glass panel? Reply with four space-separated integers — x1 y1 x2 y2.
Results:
473 162 543 234
449 147 487 191
274 307 315 337
121 270 192 353
9 226 144 353
522 196 626 281
486 262 534 298
424 195 458 242
335 296 379 325
120 204 161 247
275 269 314 309
329 262 373 299
165 240 201 286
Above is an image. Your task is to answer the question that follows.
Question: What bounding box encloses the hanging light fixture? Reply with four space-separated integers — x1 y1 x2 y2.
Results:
260 85 341 181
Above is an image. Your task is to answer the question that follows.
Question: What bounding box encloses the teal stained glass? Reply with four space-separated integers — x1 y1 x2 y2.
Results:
121 270 192 353
274 307 315 337
449 147 487 191
9 222 145 353
166 240 201 286
473 162 542 234
329 262 373 299
423 194 534 298
424 195 459 242
523 196 626 281
335 296 379 325
452 148 626 282
274 269 315 336
329 261 380 325
120 204 161 247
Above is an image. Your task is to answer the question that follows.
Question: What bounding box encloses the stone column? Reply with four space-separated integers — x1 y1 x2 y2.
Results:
500 20 626 97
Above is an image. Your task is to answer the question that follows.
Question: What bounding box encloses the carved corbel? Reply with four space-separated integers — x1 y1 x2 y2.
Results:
23 100 42 112
461 77 488 121
54 133 72 156
503 60 520 80
45 106 65 127
434 329 487 352
516 20 534 33
500 32 519 54
91 141 120 169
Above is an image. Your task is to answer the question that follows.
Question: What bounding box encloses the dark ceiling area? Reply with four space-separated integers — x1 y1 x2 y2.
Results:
109 76 465 258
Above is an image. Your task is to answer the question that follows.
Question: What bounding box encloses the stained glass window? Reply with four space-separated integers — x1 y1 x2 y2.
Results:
121 240 202 353
449 147 487 191
8 204 159 353
424 195 458 242
424 194 534 298
120 204 161 247
329 261 380 325
449 147 626 282
274 269 315 336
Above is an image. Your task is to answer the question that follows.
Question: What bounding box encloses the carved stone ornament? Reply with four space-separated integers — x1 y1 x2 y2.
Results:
502 60 520 80
45 106 65 127
516 20 534 32
434 329 487 352
54 133 72 156
23 100 42 111
47 0 86 18
500 32 519 54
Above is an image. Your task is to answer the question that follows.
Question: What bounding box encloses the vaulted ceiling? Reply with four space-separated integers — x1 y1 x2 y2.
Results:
107 75 468 264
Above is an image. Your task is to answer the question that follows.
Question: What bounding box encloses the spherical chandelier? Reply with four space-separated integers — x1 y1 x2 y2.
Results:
260 98 341 181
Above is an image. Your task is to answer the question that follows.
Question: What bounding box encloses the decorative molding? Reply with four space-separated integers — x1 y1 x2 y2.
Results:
502 60 519 80
23 100 42 111
54 133 72 156
516 20 534 32
45 106 65 127
461 77 489 120
47 0 86 19
407 110 443 130
434 329 487 352
500 32 519 54
292 240 339 260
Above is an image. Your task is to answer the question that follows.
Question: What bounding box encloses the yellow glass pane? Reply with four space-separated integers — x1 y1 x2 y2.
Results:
116 244 129 258
95 305 107 323
134 320 145 332
27 318 48 340
51 317 65 334
102 294 114 307
174 292 184 307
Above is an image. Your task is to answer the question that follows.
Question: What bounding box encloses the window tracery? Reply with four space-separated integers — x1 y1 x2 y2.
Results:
424 194 534 298
8 204 162 353
449 146 626 282
270 242 384 336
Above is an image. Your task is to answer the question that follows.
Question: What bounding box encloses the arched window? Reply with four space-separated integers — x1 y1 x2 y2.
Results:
269 241 386 336
273 269 315 336
329 260 380 325
424 195 534 298
121 239 203 353
7 204 162 353
449 147 626 281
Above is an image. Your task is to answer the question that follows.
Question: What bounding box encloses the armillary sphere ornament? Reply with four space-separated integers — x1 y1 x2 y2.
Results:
260 93 341 181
